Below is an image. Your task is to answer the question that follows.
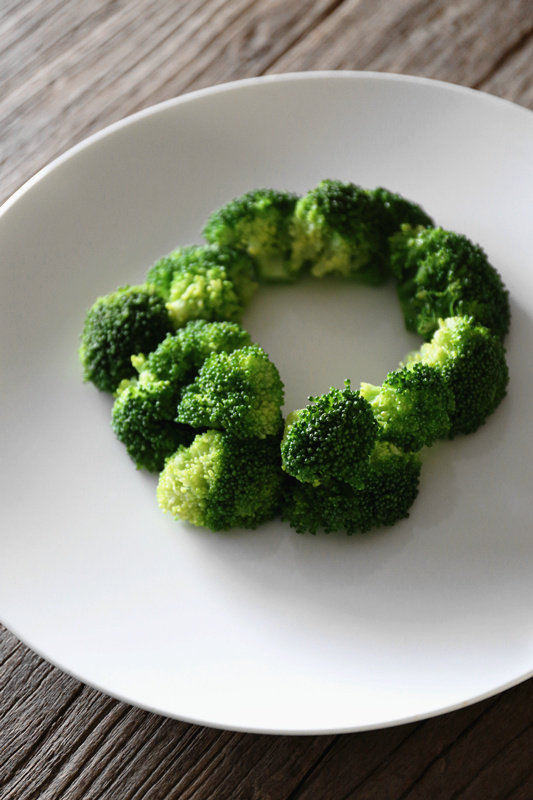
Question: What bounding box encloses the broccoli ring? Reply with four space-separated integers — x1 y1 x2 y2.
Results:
80 181 510 535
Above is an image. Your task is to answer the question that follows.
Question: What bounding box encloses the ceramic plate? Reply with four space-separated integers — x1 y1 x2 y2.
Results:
1 72 532 734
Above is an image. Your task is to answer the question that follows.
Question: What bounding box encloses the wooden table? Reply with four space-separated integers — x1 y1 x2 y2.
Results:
1 2 532 797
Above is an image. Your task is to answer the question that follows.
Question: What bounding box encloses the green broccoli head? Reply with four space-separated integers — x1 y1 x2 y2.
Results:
404 315 509 436
203 189 300 282
367 187 434 236
79 284 172 393
289 179 389 283
280 383 378 486
157 429 284 530
360 363 455 451
111 375 194 472
283 441 421 534
177 344 284 438
390 227 510 340
135 320 252 387
147 245 257 328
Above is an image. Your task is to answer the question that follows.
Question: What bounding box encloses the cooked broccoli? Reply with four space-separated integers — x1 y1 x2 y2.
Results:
157 429 284 530
367 187 434 235
79 284 172 392
134 319 252 386
283 442 421 534
403 315 509 436
111 320 251 470
147 245 257 327
390 226 510 340
203 189 300 282
289 179 389 284
360 363 455 451
177 344 284 438
280 383 377 486
111 375 194 472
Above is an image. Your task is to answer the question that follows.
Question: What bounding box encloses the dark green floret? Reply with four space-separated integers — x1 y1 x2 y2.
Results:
390 226 510 340
111 376 194 472
290 179 390 284
280 383 378 486
157 429 284 530
110 320 251 471
283 442 421 535
79 284 172 393
177 344 284 438
360 363 455 451
147 245 257 327
403 315 509 436
203 189 300 282
367 187 434 235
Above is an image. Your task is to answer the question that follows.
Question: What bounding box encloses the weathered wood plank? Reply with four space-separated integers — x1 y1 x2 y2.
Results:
269 0 533 106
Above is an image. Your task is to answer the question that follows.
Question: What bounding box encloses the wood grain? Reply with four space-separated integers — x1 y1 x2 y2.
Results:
1 0 533 797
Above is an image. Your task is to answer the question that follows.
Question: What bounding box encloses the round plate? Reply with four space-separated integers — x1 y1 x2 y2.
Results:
1 72 532 734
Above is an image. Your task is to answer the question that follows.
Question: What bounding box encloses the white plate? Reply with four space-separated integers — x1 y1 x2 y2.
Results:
1 72 533 735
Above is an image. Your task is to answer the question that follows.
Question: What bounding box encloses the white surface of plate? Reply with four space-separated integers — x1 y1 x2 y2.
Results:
1 72 533 735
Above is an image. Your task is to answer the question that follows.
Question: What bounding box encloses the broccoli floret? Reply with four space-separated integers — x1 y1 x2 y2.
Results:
111 375 194 471
403 316 509 436
203 189 300 282
367 187 434 235
147 245 257 327
360 363 455 451
146 249 182 298
283 442 421 534
280 383 377 486
177 344 284 438
289 179 389 283
390 227 510 340
79 284 172 392
135 320 252 386
157 429 284 530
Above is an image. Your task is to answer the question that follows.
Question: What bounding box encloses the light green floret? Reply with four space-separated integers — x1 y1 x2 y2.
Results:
157 429 284 531
177 344 284 438
360 363 455 452
147 245 257 327
402 315 509 436
203 189 300 282
289 179 389 284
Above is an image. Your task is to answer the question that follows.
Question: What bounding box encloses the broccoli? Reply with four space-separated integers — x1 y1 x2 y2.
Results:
367 187 434 236
203 189 300 282
289 179 389 284
403 315 509 436
134 319 252 386
283 442 421 535
147 245 257 328
177 344 284 438
157 429 284 530
111 375 194 472
280 383 377 486
360 363 455 451
111 320 251 470
79 284 172 392
390 226 510 340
